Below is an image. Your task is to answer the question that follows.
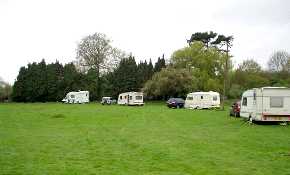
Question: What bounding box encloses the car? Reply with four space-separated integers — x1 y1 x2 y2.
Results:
101 97 116 105
167 98 185 108
230 101 240 117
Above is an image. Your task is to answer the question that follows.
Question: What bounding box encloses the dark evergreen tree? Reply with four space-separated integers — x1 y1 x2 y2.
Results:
137 60 148 88
12 67 28 102
25 62 38 102
86 68 98 100
113 56 138 94
154 54 166 72
36 59 47 102
46 61 64 101
147 59 154 80
103 71 118 98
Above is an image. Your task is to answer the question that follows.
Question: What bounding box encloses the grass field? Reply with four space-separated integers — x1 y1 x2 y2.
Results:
0 102 290 175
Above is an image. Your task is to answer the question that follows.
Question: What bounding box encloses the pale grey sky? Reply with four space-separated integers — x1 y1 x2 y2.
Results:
0 0 290 83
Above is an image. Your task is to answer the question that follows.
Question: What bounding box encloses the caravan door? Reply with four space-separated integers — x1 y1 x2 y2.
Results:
240 90 256 120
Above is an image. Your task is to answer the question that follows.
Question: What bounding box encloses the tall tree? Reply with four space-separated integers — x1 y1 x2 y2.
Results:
86 68 98 100
12 67 27 102
237 59 262 73
36 59 47 102
147 59 154 80
137 60 149 88
171 42 225 92
212 34 234 110
113 56 139 94
154 54 166 72
46 61 64 101
76 32 123 100
268 51 290 72
187 31 217 48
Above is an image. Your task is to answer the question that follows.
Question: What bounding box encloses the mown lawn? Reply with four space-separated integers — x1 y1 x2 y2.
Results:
0 102 290 175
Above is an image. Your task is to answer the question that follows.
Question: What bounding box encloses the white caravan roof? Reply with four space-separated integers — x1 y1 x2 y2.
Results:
67 91 89 94
261 87 289 90
187 91 220 96
119 92 143 96
243 87 290 96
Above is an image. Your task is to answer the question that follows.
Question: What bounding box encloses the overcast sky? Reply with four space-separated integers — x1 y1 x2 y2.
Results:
1 0 290 83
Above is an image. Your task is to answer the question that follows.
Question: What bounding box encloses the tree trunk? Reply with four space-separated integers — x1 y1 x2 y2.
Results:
96 63 101 101
222 44 229 110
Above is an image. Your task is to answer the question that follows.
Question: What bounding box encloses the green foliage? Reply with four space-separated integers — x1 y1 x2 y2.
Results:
143 68 194 99
10 32 290 102
109 56 139 95
12 61 89 102
153 55 166 73
171 42 226 92
187 31 217 47
46 62 60 101
211 34 233 47
76 32 123 99
228 84 243 99
232 59 270 90
11 55 165 102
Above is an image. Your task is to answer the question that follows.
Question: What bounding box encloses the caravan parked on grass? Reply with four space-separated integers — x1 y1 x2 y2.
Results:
240 87 290 122
117 92 144 106
62 91 89 104
185 91 220 109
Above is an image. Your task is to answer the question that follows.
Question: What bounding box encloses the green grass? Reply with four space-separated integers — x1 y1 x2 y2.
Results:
0 102 290 175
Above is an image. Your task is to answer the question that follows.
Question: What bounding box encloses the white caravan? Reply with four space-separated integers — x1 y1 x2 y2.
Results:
240 87 290 122
185 91 220 109
118 92 144 106
62 91 89 104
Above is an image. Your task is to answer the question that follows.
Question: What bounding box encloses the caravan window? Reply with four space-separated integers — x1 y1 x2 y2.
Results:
201 96 203 99
270 97 283 108
129 96 132 100
213 96 217 101
71 95 75 98
136 96 143 100
120 96 122 100
242 97 247 106
187 96 193 100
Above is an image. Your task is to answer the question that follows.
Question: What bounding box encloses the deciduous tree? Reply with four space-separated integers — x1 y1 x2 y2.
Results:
76 32 123 99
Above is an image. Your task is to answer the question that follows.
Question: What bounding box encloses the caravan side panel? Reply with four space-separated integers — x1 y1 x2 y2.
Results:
260 88 290 121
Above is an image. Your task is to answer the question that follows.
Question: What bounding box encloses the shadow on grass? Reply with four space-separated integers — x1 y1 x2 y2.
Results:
51 114 66 119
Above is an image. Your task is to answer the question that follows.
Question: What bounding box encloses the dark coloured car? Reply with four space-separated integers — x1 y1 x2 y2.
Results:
167 98 185 108
230 101 240 117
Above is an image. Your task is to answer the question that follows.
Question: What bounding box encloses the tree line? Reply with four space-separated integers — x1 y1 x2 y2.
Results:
6 31 290 102
11 56 166 102
143 43 290 100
